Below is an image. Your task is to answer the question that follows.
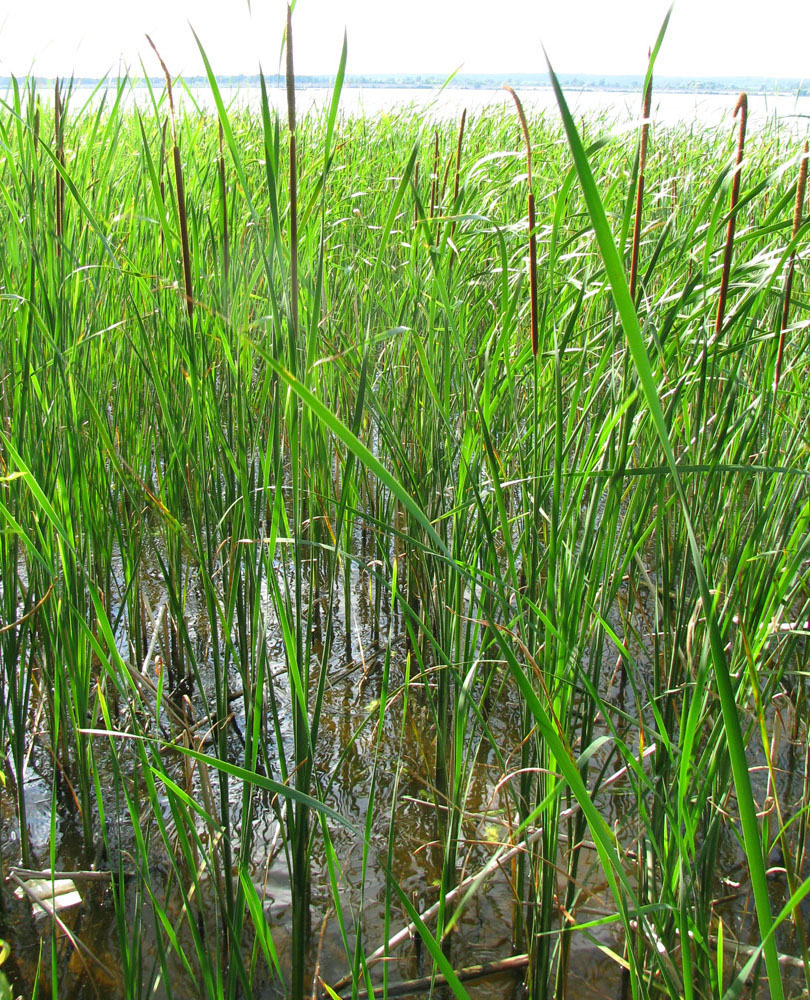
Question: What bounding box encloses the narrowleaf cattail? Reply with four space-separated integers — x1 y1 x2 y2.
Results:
629 59 653 301
715 92 747 336
505 86 538 356
147 35 194 320
774 140 808 392
286 3 299 348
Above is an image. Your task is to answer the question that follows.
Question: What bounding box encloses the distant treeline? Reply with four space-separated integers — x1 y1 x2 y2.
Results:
2 72 808 96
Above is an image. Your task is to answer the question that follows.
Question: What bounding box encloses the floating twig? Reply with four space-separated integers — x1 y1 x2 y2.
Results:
333 952 529 1000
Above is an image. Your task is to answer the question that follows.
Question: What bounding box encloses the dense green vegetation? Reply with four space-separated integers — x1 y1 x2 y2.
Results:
0 30 809 1000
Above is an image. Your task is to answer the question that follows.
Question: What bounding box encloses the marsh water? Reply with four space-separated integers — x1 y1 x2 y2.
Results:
26 80 810 130
1 531 808 999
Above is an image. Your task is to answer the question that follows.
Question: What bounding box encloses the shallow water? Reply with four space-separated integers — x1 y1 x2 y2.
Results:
2 607 808 998
20 81 810 131
1 522 809 998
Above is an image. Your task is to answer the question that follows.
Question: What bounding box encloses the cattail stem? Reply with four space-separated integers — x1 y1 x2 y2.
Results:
715 92 747 336
505 86 538 355
774 140 808 392
629 69 653 301
147 36 194 319
286 4 299 351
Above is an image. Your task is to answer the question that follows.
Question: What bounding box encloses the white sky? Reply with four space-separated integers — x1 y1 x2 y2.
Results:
0 0 807 81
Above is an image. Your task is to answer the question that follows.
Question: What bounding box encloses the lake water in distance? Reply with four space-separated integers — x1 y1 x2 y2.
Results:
29 80 810 132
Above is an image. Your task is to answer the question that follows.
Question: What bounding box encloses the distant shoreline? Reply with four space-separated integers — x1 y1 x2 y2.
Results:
2 72 807 98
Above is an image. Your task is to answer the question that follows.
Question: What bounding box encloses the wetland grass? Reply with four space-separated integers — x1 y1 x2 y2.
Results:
0 14 809 1000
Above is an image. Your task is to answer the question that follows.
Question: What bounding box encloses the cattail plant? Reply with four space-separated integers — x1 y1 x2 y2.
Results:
629 57 653 301
146 36 194 320
715 92 747 335
774 140 808 391
3 31 810 1000
505 86 538 355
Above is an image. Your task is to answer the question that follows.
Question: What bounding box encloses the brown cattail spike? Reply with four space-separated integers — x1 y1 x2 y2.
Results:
629 65 653 301
505 86 538 356
147 36 193 319
450 109 467 242
774 140 808 392
715 92 747 336
146 36 176 136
